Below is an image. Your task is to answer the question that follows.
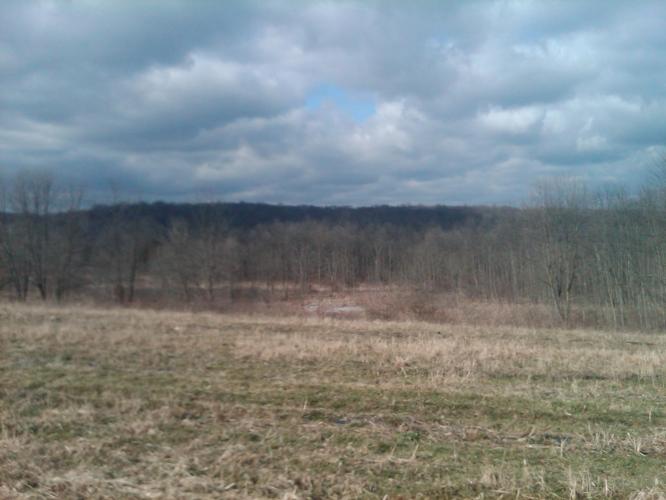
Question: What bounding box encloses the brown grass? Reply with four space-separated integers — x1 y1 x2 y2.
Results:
2 303 666 498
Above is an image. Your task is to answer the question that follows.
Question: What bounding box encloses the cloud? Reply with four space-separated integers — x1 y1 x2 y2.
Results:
479 106 544 135
0 0 665 205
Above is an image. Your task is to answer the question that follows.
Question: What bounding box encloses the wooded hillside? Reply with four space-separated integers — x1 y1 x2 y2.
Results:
2 171 666 330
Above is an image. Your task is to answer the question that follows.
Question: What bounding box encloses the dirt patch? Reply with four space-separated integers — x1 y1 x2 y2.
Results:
304 301 366 318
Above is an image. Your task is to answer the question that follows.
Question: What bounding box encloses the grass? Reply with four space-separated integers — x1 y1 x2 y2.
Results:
2 303 666 498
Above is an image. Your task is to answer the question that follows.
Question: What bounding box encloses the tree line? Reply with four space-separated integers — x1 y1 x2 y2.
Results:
1 169 666 330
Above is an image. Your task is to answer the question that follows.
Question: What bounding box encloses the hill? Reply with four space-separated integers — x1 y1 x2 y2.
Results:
86 201 486 231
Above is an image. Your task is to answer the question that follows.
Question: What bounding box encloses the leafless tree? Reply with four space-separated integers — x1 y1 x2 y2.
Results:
52 184 87 300
194 204 231 301
97 200 155 304
156 218 200 301
0 171 87 301
0 174 31 299
532 178 588 323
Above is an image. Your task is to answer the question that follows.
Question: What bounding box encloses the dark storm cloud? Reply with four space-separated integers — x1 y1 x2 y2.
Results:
1 0 664 205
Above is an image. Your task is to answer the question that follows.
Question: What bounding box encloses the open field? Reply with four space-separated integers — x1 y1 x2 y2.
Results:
2 304 666 498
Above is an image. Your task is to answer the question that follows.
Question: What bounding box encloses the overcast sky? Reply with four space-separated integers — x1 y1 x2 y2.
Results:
1 1 664 206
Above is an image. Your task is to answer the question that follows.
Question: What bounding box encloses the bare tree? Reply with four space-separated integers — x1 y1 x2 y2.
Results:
156 218 200 301
52 184 87 301
96 199 155 304
12 171 55 299
0 174 31 299
0 171 88 300
532 178 588 323
193 204 229 301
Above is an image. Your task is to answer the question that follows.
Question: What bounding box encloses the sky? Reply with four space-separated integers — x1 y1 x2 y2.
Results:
1 0 665 206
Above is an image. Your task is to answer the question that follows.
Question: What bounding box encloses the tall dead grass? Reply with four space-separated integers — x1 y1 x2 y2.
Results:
3 302 666 498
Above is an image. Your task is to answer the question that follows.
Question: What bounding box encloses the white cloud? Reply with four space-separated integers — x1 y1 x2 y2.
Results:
0 0 665 205
479 106 544 134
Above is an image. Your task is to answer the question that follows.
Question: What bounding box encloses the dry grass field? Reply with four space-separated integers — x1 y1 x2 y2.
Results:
2 304 666 498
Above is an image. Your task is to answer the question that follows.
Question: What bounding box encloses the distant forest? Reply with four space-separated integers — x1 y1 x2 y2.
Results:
86 200 485 232
1 170 666 330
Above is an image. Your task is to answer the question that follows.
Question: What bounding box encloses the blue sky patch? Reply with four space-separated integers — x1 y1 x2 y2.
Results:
306 84 376 123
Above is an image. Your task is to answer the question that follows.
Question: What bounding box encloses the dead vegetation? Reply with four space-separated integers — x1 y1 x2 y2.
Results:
2 303 666 498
